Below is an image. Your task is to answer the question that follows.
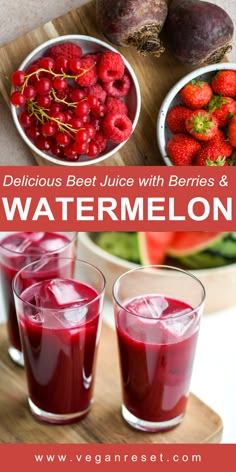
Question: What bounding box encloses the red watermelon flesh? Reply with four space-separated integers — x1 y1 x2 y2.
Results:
138 232 175 264
167 232 226 256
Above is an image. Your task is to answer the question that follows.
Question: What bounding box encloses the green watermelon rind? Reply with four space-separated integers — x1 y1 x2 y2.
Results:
168 232 236 269
94 232 140 264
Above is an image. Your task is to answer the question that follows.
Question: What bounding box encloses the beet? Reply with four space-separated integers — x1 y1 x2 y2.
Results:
96 0 168 57
165 0 234 66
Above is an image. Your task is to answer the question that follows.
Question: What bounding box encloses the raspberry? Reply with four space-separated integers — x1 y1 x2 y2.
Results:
103 112 133 144
98 51 125 83
106 97 128 115
76 57 98 87
84 83 107 103
46 43 82 60
93 132 107 152
103 73 131 98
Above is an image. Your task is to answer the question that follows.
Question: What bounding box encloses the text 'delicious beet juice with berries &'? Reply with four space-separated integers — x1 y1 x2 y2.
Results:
113 265 205 432
13 258 105 424
0 232 77 366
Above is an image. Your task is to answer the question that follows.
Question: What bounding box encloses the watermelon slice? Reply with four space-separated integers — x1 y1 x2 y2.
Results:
138 232 175 265
167 232 236 269
94 232 140 263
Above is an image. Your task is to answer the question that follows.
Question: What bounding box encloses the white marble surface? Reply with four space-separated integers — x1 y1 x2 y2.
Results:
0 0 236 164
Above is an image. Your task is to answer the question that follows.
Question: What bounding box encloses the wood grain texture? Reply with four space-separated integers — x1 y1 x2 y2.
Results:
0 0 204 167
0 322 223 444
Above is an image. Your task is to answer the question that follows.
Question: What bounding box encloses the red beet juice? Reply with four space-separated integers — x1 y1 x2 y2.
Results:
0 232 76 362
17 277 100 421
115 294 199 426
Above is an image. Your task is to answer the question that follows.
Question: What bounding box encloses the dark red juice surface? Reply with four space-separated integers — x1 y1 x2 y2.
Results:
116 295 199 423
0 232 75 351
19 278 100 416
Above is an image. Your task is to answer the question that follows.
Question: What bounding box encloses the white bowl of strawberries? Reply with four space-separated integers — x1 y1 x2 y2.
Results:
157 63 236 166
10 35 141 166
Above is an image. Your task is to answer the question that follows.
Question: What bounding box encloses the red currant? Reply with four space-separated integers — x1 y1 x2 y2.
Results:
75 101 90 117
90 116 102 131
63 110 73 122
49 103 63 114
53 77 68 91
11 70 26 87
35 77 52 95
92 103 107 118
39 57 55 71
51 111 66 123
36 94 51 108
56 132 71 147
69 58 81 73
35 135 52 151
42 122 58 136
86 142 100 158
51 142 65 158
26 125 41 141
75 129 89 144
71 89 86 102
64 144 78 160
55 56 70 73
19 111 35 128
10 91 26 107
83 124 96 140
70 117 84 129
26 64 43 84
73 141 88 154
23 85 36 100
87 95 98 108
82 114 91 124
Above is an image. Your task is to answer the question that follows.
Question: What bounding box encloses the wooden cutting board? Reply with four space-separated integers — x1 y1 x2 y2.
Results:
0 322 223 444
0 0 201 166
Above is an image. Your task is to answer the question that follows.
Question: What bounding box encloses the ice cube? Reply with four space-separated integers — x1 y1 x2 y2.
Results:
23 232 45 242
128 295 169 320
64 306 88 325
39 236 66 252
41 279 89 309
166 310 195 338
2 233 44 254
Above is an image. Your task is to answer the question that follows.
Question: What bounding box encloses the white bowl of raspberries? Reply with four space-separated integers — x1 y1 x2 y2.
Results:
10 35 141 166
157 62 236 166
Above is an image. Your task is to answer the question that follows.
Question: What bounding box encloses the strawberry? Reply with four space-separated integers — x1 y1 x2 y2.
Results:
207 95 236 127
166 133 201 166
179 80 213 109
46 42 83 60
228 115 236 147
185 109 218 141
195 144 229 166
211 70 236 97
166 105 191 134
202 129 232 157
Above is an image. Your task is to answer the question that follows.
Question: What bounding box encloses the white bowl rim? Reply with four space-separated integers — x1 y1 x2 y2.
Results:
79 231 236 276
11 34 141 167
157 62 236 166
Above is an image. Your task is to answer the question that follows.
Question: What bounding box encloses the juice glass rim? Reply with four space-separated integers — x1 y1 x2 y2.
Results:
0 232 78 256
112 264 206 320
13 256 106 318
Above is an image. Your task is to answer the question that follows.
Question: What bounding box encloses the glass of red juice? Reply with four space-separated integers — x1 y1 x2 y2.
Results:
0 232 78 366
13 257 105 424
112 265 206 432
